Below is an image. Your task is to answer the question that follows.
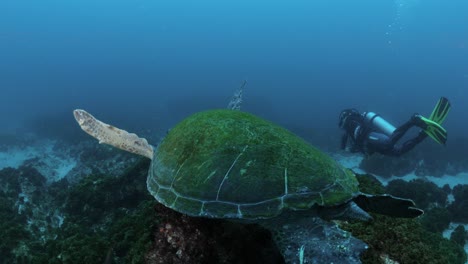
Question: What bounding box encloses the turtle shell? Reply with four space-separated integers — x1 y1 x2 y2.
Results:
147 110 359 220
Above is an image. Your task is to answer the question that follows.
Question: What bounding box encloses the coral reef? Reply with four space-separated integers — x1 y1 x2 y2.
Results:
1 147 467 264
341 215 466 264
450 225 467 248
385 179 447 210
0 194 29 260
0 155 282 264
413 138 468 177
356 137 468 177
359 154 417 178
0 157 154 263
448 184 468 222
146 203 281 264
341 173 467 264
354 173 386 195
419 207 451 233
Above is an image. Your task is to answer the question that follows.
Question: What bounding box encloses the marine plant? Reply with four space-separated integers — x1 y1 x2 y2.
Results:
419 207 451 233
341 215 467 264
448 184 468 222
385 178 447 210
340 173 467 264
450 225 467 248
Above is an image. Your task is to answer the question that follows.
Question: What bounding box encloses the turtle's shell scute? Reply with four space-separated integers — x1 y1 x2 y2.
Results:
147 110 359 220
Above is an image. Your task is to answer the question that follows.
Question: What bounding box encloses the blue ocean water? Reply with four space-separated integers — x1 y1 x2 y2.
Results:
1 2 468 263
0 0 467 146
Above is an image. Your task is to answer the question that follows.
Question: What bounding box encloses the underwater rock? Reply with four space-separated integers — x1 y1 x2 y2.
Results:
448 184 468 222
341 173 467 264
354 173 386 195
0 165 63 262
385 179 447 210
442 184 452 195
0 154 154 263
413 139 468 177
340 215 467 264
414 159 446 177
263 216 367 264
2 134 468 264
359 154 416 178
450 225 467 248
419 207 451 233
146 203 282 264
66 140 138 184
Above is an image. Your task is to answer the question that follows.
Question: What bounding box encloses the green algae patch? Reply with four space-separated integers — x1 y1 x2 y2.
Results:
0 158 161 264
341 173 467 264
340 215 467 264
152 109 359 218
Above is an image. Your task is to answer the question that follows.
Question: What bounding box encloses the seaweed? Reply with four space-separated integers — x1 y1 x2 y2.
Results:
340 173 467 264
341 215 466 264
420 207 451 233
385 179 447 210
450 225 467 248
448 184 468 222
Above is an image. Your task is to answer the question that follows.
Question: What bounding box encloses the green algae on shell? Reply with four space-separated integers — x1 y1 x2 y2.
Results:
147 109 360 220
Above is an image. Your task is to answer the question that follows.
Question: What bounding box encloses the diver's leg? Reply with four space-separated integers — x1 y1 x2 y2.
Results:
391 131 428 156
389 114 425 145
365 132 391 155
389 119 414 145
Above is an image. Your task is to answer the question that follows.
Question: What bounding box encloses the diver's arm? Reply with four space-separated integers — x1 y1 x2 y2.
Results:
349 144 361 153
340 133 348 150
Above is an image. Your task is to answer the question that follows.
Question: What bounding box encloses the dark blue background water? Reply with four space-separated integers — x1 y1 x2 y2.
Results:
1 0 467 149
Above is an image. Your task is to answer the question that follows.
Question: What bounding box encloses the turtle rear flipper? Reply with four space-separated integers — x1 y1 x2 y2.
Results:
353 194 424 218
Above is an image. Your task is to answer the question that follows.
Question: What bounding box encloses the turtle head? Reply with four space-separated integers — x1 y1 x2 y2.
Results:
73 109 154 160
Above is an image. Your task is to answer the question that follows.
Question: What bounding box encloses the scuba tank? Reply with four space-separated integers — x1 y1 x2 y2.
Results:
363 112 396 136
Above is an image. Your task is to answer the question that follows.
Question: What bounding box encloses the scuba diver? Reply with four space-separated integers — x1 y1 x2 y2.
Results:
339 97 451 156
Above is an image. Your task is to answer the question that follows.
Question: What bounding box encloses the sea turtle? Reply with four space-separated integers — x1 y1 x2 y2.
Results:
73 89 422 264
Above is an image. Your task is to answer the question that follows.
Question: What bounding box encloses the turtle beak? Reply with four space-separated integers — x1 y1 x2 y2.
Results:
73 109 90 126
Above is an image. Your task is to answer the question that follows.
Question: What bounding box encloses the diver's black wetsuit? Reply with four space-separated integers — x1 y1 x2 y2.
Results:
340 113 427 156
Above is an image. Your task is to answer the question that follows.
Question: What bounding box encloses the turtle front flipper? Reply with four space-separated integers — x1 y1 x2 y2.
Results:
73 109 154 159
317 201 373 222
353 194 424 218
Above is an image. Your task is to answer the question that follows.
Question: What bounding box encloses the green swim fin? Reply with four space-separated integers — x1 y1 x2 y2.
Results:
420 116 447 145
429 97 451 124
